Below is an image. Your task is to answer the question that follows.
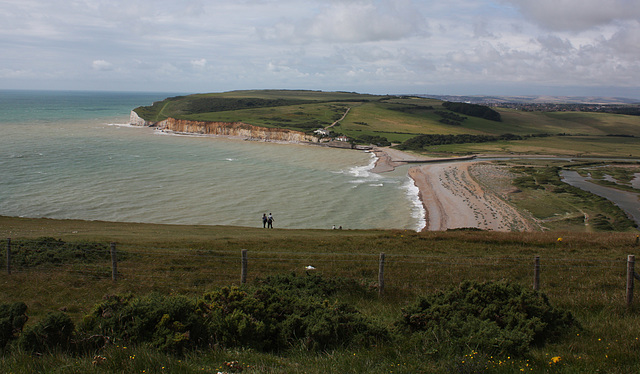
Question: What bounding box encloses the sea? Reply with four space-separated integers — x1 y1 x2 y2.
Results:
0 90 425 231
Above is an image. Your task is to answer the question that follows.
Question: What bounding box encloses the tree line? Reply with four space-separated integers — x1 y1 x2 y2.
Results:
442 101 502 122
397 133 549 151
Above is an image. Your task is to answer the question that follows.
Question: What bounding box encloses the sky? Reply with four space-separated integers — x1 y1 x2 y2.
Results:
1 0 640 98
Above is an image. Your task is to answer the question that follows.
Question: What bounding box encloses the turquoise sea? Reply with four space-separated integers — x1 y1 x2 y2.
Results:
0 90 425 230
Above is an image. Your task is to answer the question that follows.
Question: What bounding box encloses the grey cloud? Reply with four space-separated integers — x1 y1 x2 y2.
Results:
504 0 640 31
261 0 426 44
473 20 496 38
536 35 574 55
442 30 640 88
92 60 114 71
1 0 638 97
607 23 640 57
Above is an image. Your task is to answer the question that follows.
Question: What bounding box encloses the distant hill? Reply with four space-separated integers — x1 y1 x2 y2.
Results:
415 94 640 105
133 90 640 157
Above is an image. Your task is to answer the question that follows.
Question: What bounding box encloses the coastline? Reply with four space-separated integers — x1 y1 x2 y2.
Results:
132 113 535 232
370 147 538 232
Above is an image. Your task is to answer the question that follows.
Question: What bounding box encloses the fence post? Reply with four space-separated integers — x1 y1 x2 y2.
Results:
378 252 385 296
627 255 635 307
241 249 248 284
635 234 639 246
110 242 117 281
6 238 11 275
533 255 540 291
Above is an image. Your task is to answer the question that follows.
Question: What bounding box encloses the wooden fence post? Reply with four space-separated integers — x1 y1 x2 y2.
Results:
378 253 385 296
110 242 117 281
6 238 11 275
628 255 636 307
241 249 248 284
533 255 540 291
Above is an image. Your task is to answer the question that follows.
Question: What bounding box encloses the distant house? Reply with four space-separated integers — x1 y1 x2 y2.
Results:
335 136 351 142
314 128 330 136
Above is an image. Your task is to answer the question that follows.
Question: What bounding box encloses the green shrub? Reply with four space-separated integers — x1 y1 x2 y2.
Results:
0 302 28 349
202 283 386 351
8 237 116 268
255 272 343 297
81 293 206 353
396 281 577 356
80 273 387 353
355 134 391 146
18 312 75 353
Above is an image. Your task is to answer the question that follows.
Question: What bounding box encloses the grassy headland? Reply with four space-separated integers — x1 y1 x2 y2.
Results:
134 90 640 157
1 216 640 372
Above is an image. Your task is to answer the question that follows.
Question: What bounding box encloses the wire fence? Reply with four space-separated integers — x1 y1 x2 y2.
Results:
3 238 639 307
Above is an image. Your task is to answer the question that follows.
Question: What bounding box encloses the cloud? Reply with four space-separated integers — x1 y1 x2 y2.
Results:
503 0 640 31
92 60 114 71
191 59 208 68
261 0 427 43
1 0 639 97
438 28 640 89
0 68 33 78
536 35 574 55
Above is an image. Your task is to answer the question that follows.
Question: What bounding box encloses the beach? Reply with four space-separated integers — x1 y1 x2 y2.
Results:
372 147 538 232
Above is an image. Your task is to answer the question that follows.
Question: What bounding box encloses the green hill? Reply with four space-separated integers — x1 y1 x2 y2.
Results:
1 216 640 372
134 90 640 156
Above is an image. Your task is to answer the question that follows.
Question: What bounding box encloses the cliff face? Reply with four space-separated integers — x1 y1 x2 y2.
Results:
129 110 148 126
129 111 319 143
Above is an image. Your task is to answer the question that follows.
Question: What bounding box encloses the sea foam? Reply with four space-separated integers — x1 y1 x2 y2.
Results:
402 176 426 231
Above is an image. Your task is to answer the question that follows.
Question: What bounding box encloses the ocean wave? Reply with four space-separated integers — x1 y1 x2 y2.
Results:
347 152 377 177
402 176 426 231
107 123 136 127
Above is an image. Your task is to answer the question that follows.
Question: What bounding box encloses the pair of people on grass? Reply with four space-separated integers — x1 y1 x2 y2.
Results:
262 213 274 228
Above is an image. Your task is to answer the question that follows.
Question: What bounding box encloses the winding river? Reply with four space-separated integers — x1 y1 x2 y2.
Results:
560 170 640 226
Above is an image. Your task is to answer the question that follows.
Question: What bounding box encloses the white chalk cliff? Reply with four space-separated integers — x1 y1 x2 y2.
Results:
129 111 319 143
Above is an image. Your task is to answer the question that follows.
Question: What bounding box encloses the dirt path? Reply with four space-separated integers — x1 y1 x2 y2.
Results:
325 107 350 129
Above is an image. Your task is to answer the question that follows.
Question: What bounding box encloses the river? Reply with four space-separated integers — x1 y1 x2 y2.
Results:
560 170 640 226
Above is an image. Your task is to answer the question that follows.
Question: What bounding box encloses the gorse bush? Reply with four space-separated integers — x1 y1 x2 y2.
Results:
206 273 386 350
2 276 578 359
202 284 387 351
18 311 75 353
255 272 366 298
396 280 577 356
81 293 206 353
0 302 28 349
6 237 116 268
80 273 387 353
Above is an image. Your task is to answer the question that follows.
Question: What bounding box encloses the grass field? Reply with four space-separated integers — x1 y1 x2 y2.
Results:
1 216 640 373
133 90 640 156
429 136 640 157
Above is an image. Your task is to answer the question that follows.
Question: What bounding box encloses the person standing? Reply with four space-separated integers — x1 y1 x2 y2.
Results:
262 213 268 228
267 213 274 228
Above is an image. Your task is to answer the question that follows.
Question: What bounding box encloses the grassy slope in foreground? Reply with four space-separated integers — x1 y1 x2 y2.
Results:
1 215 640 372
